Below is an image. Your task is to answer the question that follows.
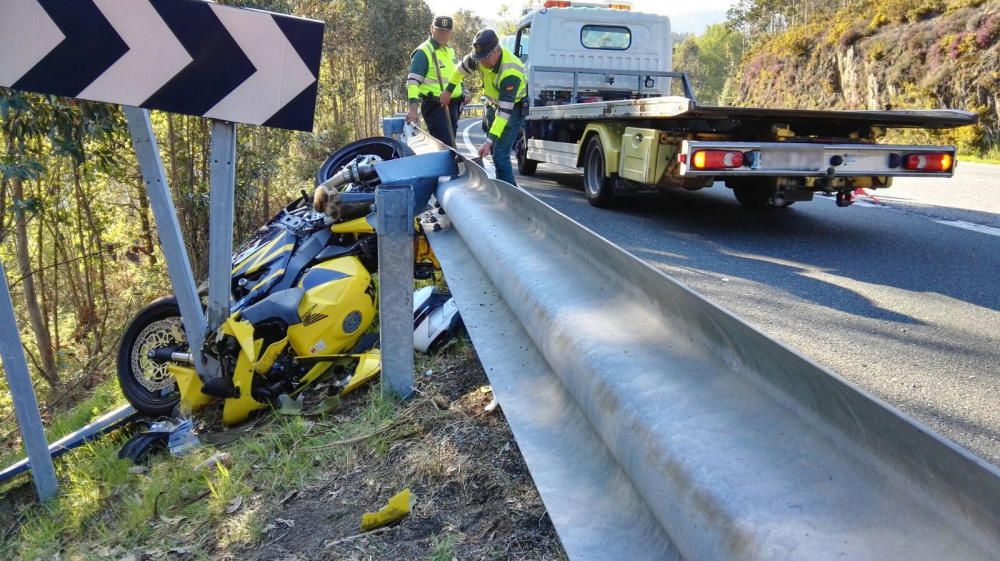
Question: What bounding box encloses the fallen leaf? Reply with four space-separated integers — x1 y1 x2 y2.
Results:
159 515 186 526
128 466 148 475
118 554 138 561
167 548 190 556
276 518 295 528
262 523 277 534
226 495 244 514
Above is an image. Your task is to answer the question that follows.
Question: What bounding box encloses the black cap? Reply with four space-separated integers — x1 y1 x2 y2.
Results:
433 15 453 30
472 29 499 60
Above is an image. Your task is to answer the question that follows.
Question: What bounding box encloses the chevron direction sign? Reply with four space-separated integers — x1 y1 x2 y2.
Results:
0 0 324 131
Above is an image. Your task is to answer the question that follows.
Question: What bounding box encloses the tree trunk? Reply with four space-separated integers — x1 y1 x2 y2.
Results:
12 174 60 388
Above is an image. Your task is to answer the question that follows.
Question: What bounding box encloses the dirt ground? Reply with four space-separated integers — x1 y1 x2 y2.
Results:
234 344 566 561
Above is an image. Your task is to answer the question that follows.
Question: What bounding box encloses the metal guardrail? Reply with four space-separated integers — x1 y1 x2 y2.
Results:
406 128 1000 561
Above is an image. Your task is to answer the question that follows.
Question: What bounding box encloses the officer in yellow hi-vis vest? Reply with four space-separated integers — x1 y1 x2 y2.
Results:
405 15 463 147
440 29 527 187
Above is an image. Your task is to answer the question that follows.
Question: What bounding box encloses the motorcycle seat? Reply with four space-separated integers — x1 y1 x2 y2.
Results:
241 287 304 326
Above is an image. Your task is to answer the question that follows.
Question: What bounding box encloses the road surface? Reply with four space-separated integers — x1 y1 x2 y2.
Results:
457 118 1000 466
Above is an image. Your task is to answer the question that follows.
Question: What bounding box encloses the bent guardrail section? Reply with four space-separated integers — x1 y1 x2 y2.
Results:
408 129 1000 561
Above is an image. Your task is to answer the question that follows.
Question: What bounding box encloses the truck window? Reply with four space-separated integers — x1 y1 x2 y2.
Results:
580 25 631 50
515 25 531 62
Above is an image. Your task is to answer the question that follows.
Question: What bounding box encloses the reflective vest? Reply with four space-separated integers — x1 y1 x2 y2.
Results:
449 47 527 140
406 39 462 100
478 47 527 105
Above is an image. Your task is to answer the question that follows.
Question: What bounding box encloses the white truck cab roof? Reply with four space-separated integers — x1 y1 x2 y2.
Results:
510 2 672 103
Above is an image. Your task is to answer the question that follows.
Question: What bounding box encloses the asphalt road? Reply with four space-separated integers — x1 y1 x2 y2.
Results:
457 118 1000 467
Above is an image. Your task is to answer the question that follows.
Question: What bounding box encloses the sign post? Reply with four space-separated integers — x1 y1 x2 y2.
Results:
0 263 58 501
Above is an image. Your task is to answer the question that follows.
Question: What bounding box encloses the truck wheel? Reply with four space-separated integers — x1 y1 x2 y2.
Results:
583 136 614 207
733 183 774 209
516 134 538 176
117 297 184 416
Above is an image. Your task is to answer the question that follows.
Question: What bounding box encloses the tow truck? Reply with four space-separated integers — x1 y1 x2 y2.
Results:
510 1 977 207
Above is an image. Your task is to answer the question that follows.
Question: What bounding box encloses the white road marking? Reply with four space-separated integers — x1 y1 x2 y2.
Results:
462 119 495 179
934 219 1000 238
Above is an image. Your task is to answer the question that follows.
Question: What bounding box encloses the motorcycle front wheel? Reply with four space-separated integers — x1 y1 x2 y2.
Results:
116 297 184 416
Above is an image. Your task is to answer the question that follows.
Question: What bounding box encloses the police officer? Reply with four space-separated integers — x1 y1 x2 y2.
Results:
405 15 463 147
440 29 528 187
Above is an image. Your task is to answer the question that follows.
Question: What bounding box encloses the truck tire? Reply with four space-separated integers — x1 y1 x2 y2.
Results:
583 136 614 207
516 134 538 176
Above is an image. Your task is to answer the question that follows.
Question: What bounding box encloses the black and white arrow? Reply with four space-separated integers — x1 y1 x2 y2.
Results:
79 0 193 106
7 0 129 99
0 0 324 132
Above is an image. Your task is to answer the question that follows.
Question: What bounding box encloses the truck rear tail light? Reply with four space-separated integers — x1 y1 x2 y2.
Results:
543 0 572 7
903 153 952 172
692 150 744 170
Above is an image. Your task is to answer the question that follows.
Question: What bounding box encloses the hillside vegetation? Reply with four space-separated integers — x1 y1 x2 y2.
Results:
721 0 999 157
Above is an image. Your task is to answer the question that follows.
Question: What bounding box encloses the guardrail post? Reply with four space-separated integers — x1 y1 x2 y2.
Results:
375 185 415 399
0 262 58 501
383 117 405 141
123 107 217 381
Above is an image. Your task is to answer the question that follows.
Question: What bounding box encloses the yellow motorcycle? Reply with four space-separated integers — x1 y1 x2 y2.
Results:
116 137 440 425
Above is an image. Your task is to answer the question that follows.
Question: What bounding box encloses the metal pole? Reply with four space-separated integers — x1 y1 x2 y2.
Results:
383 116 405 140
375 185 415 399
206 121 236 332
123 107 213 380
0 262 58 500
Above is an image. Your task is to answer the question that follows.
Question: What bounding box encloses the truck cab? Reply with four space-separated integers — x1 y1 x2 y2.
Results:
511 2 673 104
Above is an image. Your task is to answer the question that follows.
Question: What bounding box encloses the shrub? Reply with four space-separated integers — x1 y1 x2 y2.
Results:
975 13 1000 48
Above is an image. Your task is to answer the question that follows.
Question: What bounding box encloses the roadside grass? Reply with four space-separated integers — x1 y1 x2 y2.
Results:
0 378 127 471
0 381 405 560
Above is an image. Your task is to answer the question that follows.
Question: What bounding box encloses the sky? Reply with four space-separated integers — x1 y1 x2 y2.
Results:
424 0 735 34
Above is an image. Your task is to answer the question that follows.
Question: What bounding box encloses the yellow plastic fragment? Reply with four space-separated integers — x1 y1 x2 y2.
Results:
340 350 382 396
360 488 414 532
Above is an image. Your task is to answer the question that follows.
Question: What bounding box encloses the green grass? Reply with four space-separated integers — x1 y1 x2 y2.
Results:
1 383 404 560
0 378 127 470
425 533 457 561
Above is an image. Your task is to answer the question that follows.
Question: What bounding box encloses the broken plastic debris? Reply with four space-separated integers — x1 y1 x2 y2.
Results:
167 419 200 456
360 489 414 531
277 394 305 415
